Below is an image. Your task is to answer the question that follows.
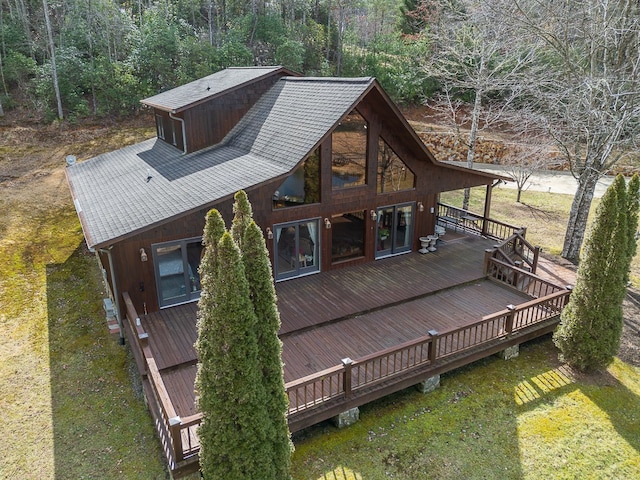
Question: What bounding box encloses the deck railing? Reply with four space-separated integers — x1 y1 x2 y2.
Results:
437 202 523 241
123 255 572 469
284 277 571 422
122 293 201 470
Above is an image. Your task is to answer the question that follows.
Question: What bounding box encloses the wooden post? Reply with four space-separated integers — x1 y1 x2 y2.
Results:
169 416 184 463
532 246 541 274
505 304 516 334
428 330 438 363
342 358 353 400
483 183 493 237
483 248 494 275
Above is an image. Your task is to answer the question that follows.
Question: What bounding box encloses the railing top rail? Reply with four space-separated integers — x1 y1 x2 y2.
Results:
482 289 570 321
284 364 344 390
351 334 435 365
437 202 523 233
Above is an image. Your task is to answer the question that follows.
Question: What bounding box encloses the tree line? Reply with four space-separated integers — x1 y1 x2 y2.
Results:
0 0 432 120
3 0 639 262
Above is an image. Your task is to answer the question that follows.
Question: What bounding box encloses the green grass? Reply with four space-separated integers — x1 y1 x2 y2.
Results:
290 340 640 479
0 200 168 479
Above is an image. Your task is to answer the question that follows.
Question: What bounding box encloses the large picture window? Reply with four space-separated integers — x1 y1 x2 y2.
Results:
273 148 321 209
331 211 365 263
377 138 415 193
153 237 203 308
332 110 368 189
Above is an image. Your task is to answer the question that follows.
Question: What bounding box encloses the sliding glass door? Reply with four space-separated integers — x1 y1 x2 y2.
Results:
375 203 414 258
274 219 320 281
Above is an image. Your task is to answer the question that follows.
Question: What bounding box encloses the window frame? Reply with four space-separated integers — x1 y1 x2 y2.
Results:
152 236 203 308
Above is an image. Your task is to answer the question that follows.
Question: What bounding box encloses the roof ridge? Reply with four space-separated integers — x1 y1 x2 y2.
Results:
282 76 373 83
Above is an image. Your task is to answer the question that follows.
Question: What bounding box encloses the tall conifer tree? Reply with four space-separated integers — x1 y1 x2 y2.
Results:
624 174 640 284
230 190 253 251
242 221 293 479
553 175 633 370
195 222 275 478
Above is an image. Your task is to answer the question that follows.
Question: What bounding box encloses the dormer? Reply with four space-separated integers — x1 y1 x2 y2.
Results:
140 66 297 154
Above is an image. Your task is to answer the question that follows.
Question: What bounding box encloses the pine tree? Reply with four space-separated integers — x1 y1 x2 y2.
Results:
242 221 293 479
230 190 253 251
624 174 640 284
553 175 631 370
195 225 275 478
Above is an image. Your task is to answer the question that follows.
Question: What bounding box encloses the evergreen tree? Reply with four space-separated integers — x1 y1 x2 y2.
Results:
230 190 253 251
624 174 640 284
553 175 632 370
242 221 293 479
195 225 275 479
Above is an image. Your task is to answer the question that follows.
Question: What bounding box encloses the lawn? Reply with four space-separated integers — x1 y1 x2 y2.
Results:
1 121 638 479
290 340 640 479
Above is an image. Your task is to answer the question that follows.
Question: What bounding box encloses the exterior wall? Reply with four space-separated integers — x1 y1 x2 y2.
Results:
113 86 494 316
182 74 288 153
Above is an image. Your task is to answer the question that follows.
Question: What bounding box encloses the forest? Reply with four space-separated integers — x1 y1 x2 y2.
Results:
0 0 435 120
2 0 640 261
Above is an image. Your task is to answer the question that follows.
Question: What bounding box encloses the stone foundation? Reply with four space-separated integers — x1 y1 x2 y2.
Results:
497 344 520 360
333 407 360 428
416 374 441 393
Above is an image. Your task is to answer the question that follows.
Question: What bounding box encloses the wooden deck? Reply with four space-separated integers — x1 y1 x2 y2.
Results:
123 230 574 476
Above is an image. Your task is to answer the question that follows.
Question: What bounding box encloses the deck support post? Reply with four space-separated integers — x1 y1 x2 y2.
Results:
416 374 440 394
333 407 360 428
497 344 519 360
169 416 184 463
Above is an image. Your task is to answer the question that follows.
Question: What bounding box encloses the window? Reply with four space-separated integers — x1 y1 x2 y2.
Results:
377 138 415 193
155 115 165 140
375 204 414 258
332 110 368 189
273 148 321 209
153 238 204 308
274 219 320 281
331 211 365 263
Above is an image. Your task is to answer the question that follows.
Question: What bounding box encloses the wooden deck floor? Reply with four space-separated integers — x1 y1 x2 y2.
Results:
139 233 546 419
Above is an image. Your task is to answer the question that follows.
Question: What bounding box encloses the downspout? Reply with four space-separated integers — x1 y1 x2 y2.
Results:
98 246 125 345
169 111 187 154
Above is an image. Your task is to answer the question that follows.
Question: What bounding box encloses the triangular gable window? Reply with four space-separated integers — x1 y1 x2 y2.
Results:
273 148 321 209
377 138 415 193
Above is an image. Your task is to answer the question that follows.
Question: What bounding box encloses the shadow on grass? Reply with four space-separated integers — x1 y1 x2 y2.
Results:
514 337 640 457
47 244 168 479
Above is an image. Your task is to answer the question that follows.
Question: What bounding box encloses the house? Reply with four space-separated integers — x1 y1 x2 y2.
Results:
66 67 571 477
66 66 504 318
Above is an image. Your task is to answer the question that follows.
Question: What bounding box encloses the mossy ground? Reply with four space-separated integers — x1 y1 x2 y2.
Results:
0 118 168 479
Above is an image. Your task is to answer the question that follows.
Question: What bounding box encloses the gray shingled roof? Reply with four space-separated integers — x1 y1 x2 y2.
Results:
140 66 286 113
67 77 375 248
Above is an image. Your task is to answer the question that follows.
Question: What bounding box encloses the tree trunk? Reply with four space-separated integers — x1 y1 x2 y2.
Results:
43 0 63 120
462 88 482 210
562 169 599 262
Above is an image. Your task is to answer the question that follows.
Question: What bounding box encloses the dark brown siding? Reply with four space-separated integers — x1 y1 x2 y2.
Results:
182 75 289 153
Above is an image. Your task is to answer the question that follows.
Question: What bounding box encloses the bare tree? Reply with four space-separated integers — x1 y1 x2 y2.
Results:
42 0 63 120
514 0 640 262
425 0 539 210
